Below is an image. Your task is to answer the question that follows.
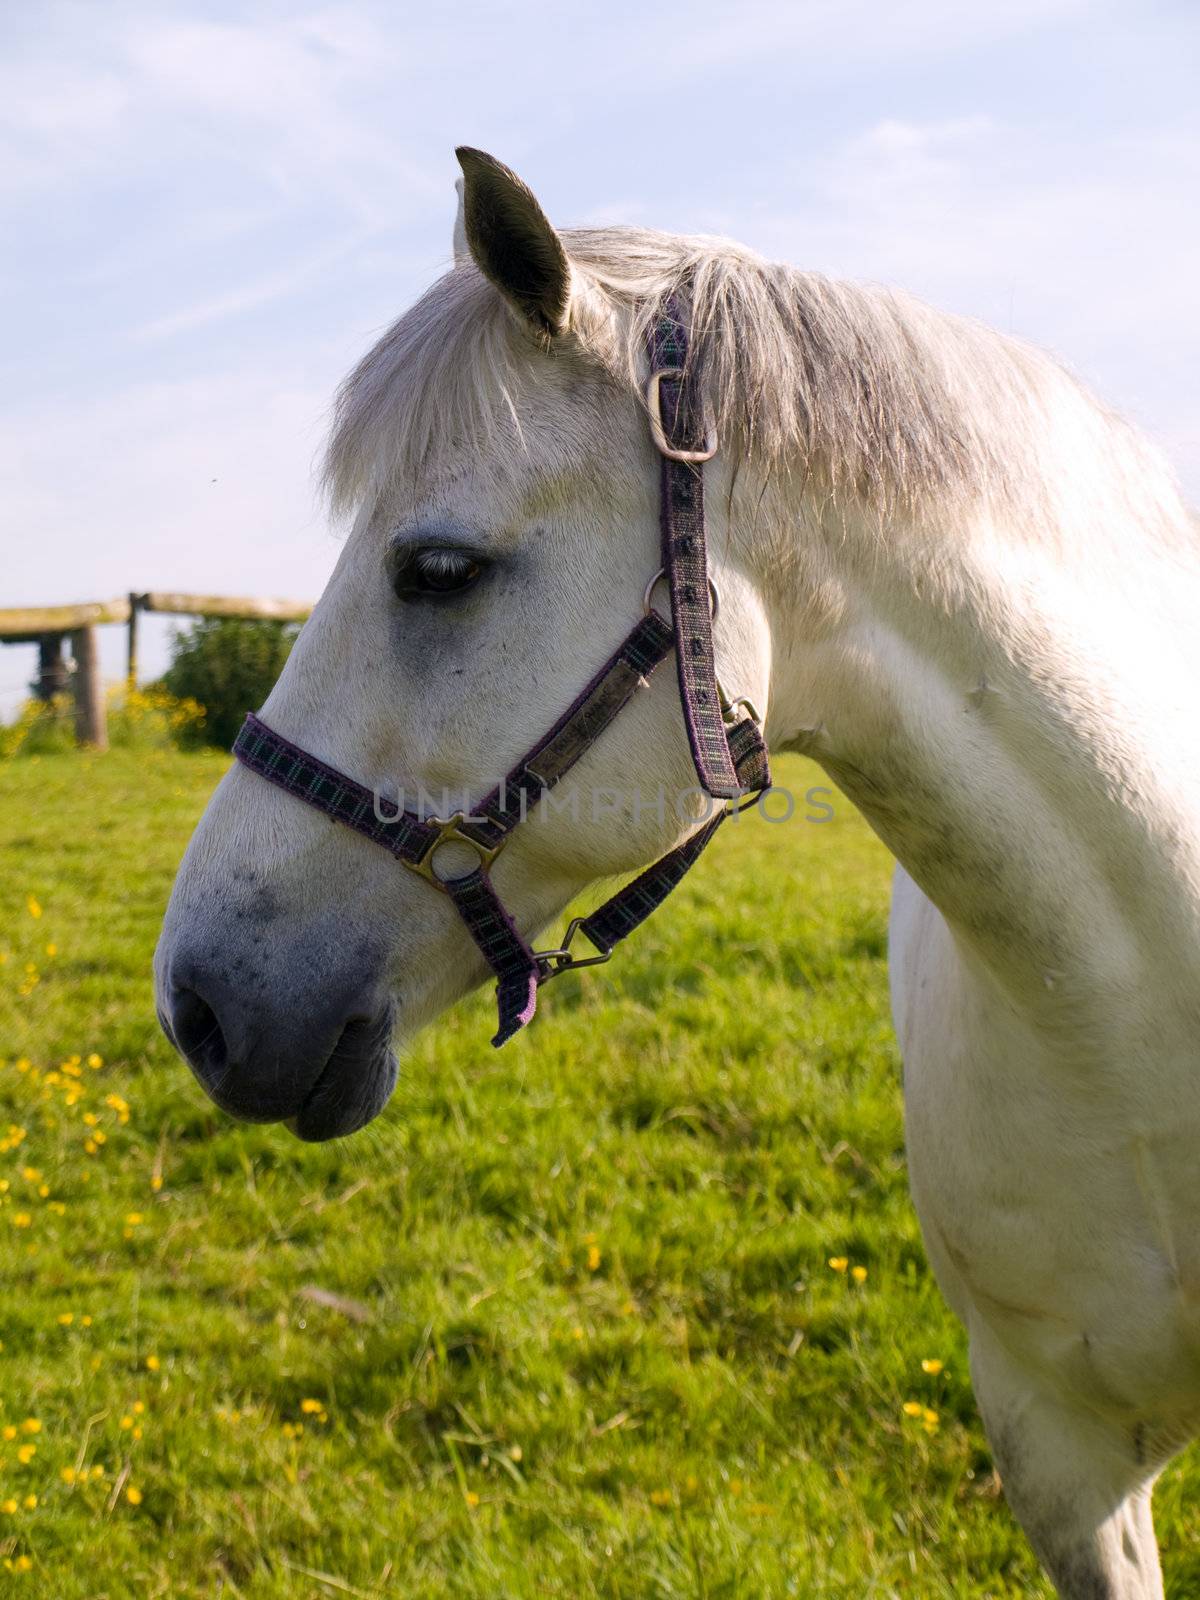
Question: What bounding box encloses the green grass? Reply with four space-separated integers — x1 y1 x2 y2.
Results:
1 749 1197 1597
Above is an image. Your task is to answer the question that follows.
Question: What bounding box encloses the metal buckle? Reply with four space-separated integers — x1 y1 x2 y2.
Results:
405 812 505 893
533 917 613 981
717 677 764 728
645 369 717 463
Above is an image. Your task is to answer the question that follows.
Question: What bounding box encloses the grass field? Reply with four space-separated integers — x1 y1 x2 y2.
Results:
2 748 1198 1598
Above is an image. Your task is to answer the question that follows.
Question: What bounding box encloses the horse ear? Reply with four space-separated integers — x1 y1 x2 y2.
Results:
452 177 470 264
454 146 571 335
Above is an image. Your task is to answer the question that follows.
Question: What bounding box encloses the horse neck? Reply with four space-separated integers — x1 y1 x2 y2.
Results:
750 471 1200 1023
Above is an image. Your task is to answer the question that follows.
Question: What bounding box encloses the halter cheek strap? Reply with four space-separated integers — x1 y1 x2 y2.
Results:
232 293 771 1046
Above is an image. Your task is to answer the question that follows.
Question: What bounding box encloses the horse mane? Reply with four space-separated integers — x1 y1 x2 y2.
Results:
324 226 1188 540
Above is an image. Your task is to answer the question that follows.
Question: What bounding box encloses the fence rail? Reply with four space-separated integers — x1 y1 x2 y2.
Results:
0 591 312 749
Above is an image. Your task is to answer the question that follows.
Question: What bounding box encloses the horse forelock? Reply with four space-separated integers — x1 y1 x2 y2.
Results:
323 225 1191 544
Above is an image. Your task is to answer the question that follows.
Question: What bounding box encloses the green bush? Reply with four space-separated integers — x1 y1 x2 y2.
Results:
160 617 299 749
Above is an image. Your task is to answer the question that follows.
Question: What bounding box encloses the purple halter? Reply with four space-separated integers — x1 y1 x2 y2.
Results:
233 296 771 1045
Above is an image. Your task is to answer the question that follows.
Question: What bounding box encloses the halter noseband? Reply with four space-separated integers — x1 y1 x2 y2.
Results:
232 296 771 1045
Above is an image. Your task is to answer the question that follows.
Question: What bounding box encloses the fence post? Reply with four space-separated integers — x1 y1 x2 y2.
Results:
127 592 141 686
71 626 107 750
35 634 70 701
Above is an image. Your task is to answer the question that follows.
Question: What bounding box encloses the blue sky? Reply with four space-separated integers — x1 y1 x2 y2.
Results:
2 0 1197 710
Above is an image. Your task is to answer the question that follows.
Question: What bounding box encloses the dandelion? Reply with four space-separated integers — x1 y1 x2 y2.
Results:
22 1495 36 1510
509 1444 522 1462
57 1313 73 1326
827 1256 848 1273
586 1244 601 1271
902 1401 923 1418
60 1467 76 1484
87 1054 103 1070
10 1554 32 1572
81 1315 92 1327
922 1408 939 1434
125 1485 142 1506
16 1445 35 1465
851 1265 868 1283
649 1488 672 1507
45 943 57 957
464 1490 480 1508
19 1421 39 1436
921 1358 944 1375
12 1214 31 1229
132 1401 143 1414
1 1427 15 1442
0 1499 16 1514
27 897 42 919
145 1355 160 1372
119 1416 133 1431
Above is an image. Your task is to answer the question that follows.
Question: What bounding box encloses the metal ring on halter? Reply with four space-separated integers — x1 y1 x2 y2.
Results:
642 568 720 623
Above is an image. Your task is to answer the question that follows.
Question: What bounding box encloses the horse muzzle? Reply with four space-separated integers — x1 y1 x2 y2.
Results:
156 942 398 1142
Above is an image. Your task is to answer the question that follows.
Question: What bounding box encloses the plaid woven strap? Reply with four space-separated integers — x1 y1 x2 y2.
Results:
233 713 437 863
578 717 769 956
650 295 743 800
445 870 540 1046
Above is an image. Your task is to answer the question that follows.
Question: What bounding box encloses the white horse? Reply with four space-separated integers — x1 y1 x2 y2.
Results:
156 149 1200 1597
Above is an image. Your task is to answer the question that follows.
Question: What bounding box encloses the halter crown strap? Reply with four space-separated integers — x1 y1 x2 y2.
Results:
650 294 750 800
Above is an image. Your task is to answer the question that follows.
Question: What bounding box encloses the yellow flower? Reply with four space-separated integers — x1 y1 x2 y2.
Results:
57 1313 73 1326
124 1214 144 1227
22 1494 36 1510
586 1244 601 1272
27 897 42 919
12 1214 31 1229
87 1054 103 1069
1 1427 15 1442
649 1488 672 1507
17 1444 35 1465
464 1490 480 1508
125 1485 142 1506
0 1499 16 1515
827 1256 848 1273
11 1554 32 1572
509 1444 522 1462
902 1401 923 1417
60 1466 76 1484
45 943 57 957
921 1358 944 1375
299 1398 323 1415
851 1265 868 1283
132 1401 144 1414
922 1409 940 1433
19 1420 40 1435
145 1355 160 1372
119 1416 133 1431
81 1315 92 1327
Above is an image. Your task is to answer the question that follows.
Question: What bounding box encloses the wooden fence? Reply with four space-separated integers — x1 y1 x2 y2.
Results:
0 593 312 749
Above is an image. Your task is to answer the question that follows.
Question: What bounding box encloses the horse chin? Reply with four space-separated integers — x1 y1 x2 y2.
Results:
285 1006 399 1143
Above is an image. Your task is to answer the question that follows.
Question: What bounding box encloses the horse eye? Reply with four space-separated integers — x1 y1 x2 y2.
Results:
394 547 484 601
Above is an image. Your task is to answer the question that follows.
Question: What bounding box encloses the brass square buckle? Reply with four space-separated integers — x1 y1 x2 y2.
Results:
406 812 505 893
645 368 717 463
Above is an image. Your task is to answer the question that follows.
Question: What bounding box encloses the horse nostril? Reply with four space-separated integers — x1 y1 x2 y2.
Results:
169 985 229 1089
